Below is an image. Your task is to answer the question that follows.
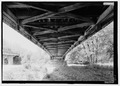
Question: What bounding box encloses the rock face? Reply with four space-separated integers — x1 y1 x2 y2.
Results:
65 22 113 64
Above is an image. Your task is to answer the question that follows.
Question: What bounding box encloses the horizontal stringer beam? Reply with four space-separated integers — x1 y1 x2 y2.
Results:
32 22 93 36
43 40 75 45
7 2 50 12
21 3 94 24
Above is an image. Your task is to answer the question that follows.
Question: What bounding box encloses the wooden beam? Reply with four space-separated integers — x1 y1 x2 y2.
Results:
43 40 75 45
45 44 71 47
8 3 49 12
63 13 93 22
45 46 57 48
43 40 76 44
46 45 70 48
3 4 18 24
58 3 96 13
58 44 71 47
96 5 114 24
45 44 73 47
21 3 91 24
23 25 40 29
33 30 56 36
21 11 53 24
46 44 71 48
39 34 80 42
47 47 57 49
43 42 57 45
58 47 70 49
46 46 57 48
85 5 114 38
58 34 80 39
47 47 69 50
58 22 93 32
22 24 54 31
85 5 114 36
59 40 75 44
46 46 70 49
85 25 95 35
39 38 57 42
100 12 113 28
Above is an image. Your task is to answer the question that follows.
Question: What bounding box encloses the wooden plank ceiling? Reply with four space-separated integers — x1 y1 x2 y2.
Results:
3 2 113 58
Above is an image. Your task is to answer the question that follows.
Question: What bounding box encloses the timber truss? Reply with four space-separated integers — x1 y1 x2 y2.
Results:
2 2 114 59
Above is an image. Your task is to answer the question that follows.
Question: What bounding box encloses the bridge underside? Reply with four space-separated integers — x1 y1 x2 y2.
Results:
2 2 114 59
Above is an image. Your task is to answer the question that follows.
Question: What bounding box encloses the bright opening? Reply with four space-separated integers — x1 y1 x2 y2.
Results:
3 22 52 80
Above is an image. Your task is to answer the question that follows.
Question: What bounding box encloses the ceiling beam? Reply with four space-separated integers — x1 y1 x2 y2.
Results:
58 3 98 13
43 40 75 44
45 44 71 47
58 34 80 39
46 45 70 48
39 38 57 41
33 30 56 36
46 46 70 49
85 5 114 35
7 3 49 12
39 34 80 42
23 24 42 29
58 22 93 32
21 11 53 24
33 24 85 36
58 44 71 47
44 43 73 47
57 40 75 44
40 38 77 42
21 3 92 24
96 5 114 24
3 4 18 24
63 13 93 22
47 47 69 50
22 24 54 31
46 46 57 48
32 22 93 36
43 40 75 45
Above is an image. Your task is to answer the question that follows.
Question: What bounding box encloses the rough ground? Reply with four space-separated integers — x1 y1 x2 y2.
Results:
3 60 114 83
3 64 47 81
43 60 114 83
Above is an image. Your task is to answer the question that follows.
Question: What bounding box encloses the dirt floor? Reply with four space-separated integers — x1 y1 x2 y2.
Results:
3 60 114 83
43 60 114 83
